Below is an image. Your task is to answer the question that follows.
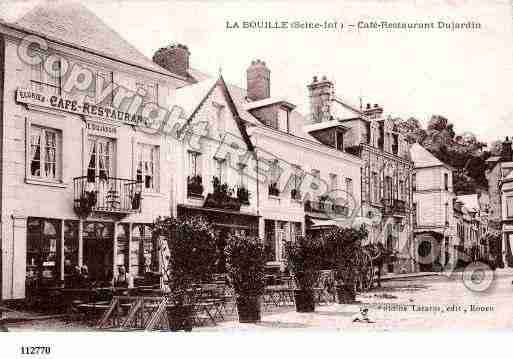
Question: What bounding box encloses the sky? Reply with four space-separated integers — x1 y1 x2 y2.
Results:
2 0 513 145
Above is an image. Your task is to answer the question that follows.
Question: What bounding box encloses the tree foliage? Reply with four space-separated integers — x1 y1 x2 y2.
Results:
225 234 266 297
153 216 217 304
394 115 490 194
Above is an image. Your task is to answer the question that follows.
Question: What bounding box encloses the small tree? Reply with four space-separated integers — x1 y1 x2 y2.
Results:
285 236 323 291
322 225 368 287
225 234 266 297
153 216 217 305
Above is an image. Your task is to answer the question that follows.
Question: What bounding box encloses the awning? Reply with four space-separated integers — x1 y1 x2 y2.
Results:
309 217 374 229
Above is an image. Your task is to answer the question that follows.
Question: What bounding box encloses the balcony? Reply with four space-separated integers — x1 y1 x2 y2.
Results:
382 198 407 215
304 200 349 217
73 176 142 216
187 175 204 198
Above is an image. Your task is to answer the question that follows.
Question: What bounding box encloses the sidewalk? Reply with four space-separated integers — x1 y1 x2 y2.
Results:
380 271 440 281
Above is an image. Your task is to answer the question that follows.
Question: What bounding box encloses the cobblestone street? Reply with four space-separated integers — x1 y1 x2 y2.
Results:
198 269 513 331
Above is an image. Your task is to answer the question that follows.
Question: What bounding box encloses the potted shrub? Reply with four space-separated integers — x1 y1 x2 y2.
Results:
187 175 204 197
225 234 266 323
323 225 368 303
236 186 250 205
284 236 322 312
153 216 217 331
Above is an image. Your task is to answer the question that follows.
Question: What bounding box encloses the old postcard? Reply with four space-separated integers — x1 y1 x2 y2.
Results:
0 0 512 356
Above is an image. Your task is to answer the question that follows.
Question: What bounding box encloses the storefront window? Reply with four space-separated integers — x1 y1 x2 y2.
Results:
63 220 79 278
264 219 276 262
131 224 156 276
116 223 129 272
26 218 61 289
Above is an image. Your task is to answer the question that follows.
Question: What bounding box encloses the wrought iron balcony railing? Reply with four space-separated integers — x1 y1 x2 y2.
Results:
73 176 142 216
382 198 407 215
304 200 349 216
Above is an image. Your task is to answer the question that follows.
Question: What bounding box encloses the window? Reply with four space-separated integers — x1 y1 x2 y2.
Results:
26 218 61 288
278 109 288 132
137 143 159 192
507 197 513 218
136 82 158 106
29 125 61 180
336 131 344 151
215 158 227 183
268 160 281 196
399 180 404 200
329 173 338 192
63 220 79 278
412 173 417 191
131 224 157 276
444 173 449 191
345 177 353 195
264 220 276 262
384 176 392 200
31 54 61 95
238 164 247 189
188 151 201 177
372 172 379 203
87 136 115 182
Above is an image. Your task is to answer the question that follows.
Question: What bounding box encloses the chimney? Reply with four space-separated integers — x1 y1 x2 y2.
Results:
363 102 383 119
307 75 333 123
246 59 270 101
152 43 190 77
501 136 512 162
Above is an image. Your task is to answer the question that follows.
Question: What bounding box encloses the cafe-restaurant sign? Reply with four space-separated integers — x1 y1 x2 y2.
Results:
16 88 143 126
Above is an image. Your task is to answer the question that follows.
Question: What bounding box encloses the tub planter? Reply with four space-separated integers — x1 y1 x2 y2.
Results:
336 284 356 304
236 295 261 323
166 304 194 332
294 289 315 312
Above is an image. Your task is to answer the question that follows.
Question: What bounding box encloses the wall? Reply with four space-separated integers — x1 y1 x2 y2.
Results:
0 29 185 299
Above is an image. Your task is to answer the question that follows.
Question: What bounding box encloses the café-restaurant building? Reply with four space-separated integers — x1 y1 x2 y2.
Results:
0 2 193 300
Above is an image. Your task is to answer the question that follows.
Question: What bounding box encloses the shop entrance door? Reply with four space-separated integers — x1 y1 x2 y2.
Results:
83 222 114 283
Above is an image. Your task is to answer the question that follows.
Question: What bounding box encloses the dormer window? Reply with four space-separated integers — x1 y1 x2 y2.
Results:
278 108 289 133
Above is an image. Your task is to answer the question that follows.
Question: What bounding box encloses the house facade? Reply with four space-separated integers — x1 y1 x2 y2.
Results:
0 3 195 300
410 143 456 271
303 77 414 274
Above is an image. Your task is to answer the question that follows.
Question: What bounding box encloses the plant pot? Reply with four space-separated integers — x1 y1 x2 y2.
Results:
294 289 315 313
236 295 261 323
336 284 355 304
166 304 193 332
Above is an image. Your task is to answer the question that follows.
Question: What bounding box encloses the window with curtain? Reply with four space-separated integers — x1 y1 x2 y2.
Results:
238 164 247 189
137 143 159 192
131 224 157 276
30 125 60 180
188 151 201 177
87 136 115 182
215 158 227 183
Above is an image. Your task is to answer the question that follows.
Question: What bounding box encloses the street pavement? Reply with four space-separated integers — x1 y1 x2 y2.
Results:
198 268 513 331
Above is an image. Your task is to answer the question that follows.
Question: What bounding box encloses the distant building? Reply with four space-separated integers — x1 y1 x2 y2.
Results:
410 143 456 271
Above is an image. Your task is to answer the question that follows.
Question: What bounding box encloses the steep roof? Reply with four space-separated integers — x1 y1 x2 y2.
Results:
7 1 178 78
409 143 448 169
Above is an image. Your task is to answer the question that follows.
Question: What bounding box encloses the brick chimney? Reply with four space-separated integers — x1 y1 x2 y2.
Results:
246 60 270 101
307 75 333 123
501 136 512 162
363 103 384 119
153 43 190 77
